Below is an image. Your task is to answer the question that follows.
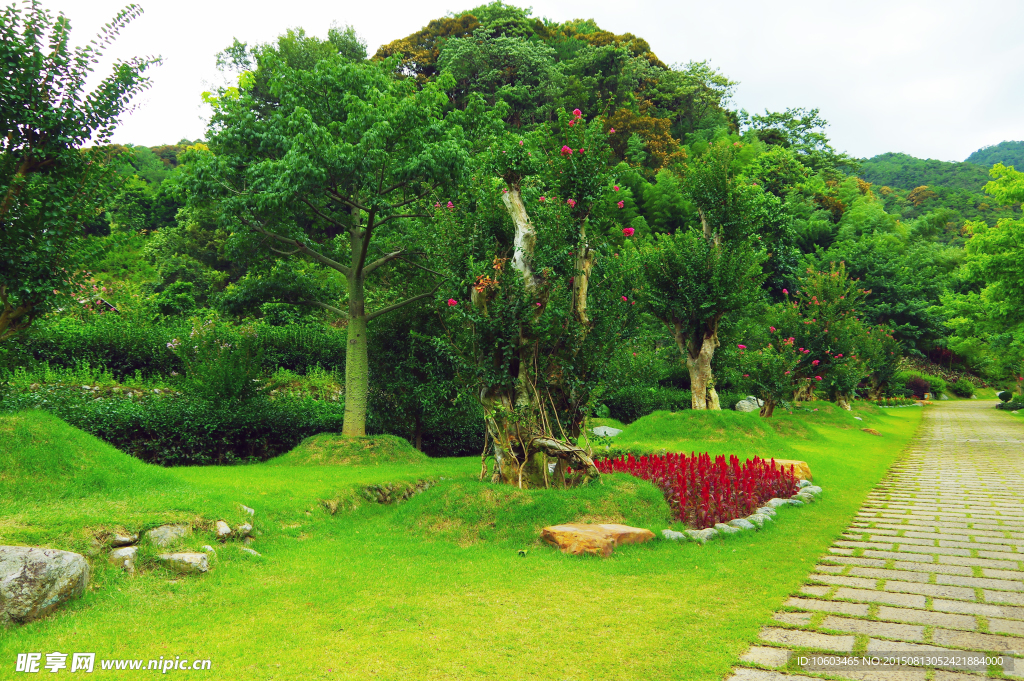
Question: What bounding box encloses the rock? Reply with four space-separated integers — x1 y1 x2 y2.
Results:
661 529 686 541
200 545 216 555
788 498 805 506
145 524 188 548
861 428 882 436
797 479 811 489
86 537 104 558
215 520 232 540
746 514 768 528
734 396 764 412
108 546 137 573
239 504 255 516
110 532 138 547
0 546 90 625
714 523 740 535
757 506 777 517
766 498 791 509
939 394 949 400
729 518 757 531
242 537 253 545
770 459 812 481
155 553 208 575
854 416 863 420
240 547 261 557
795 492 815 504
541 523 655 557
684 528 718 544
591 426 622 437
236 523 252 538
803 485 823 496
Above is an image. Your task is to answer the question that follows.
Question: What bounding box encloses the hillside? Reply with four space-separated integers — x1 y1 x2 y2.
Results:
857 152 989 192
966 140 1024 168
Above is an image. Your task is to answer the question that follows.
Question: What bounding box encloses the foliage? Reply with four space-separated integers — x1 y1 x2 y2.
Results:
742 108 857 173
166 317 272 406
594 452 797 528
0 1 158 341
603 386 691 423
738 338 803 416
858 152 990 193
965 141 1024 169
950 377 975 398
895 369 947 397
875 396 917 407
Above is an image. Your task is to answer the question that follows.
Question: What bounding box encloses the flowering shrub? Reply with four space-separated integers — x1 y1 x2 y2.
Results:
594 452 798 528
739 338 803 416
875 396 917 407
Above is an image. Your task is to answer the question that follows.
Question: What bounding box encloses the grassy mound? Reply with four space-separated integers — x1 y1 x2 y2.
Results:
389 473 672 547
269 433 429 466
0 410 178 500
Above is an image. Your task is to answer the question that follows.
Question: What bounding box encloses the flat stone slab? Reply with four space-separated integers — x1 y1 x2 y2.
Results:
155 552 208 574
590 426 622 437
541 523 654 557
0 546 89 625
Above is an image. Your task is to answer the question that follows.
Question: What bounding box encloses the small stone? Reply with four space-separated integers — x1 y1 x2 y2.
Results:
771 459 812 481
715 523 740 535
661 529 686 541
200 545 216 555
155 552 209 574
795 492 815 503
854 416 863 420
684 528 718 544
0 546 90 625
788 498 805 506
591 426 622 437
240 547 261 557
734 396 763 412
108 546 137 573
803 486 822 496
767 498 791 508
729 518 756 530
145 524 189 548
797 479 812 489
239 505 255 516
757 506 777 517
86 537 104 558
746 514 767 528
215 520 232 540
236 523 253 537
110 532 138 547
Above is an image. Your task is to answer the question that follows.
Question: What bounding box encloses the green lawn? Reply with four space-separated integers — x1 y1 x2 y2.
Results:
0 403 922 680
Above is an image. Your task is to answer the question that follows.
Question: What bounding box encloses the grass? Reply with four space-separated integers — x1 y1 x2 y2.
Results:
0 402 922 680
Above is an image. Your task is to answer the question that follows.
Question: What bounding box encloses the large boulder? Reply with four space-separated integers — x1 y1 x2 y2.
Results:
734 396 764 412
770 459 812 481
0 546 89 625
541 524 655 557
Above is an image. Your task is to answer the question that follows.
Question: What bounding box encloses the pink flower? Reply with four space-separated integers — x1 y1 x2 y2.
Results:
53 289 59 295
536 302 542 307
784 371 790 375
560 145 573 156
804 350 810 354
770 326 776 332
633 352 637 357
567 199 576 207
613 185 620 191
836 353 843 358
572 108 582 118
579 148 585 154
622 227 635 237
568 120 575 127
519 140 524 146
609 127 615 133
782 289 788 294
737 344 746 349
743 374 749 378
447 299 457 307
621 296 628 302
539 196 546 202
815 376 822 381
799 348 804 352
447 201 454 209
434 202 440 208
617 200 625 209
812 360 819 366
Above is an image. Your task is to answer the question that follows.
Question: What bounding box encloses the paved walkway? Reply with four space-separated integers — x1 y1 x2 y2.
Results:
728 401 1024 680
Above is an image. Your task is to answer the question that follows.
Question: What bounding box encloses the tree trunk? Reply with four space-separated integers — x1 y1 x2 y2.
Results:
759 399 776 417
342 267 369 436
837 394 852 410
676 319 722 411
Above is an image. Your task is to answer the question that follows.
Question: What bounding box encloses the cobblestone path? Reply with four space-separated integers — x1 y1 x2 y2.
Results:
728 401 1024 680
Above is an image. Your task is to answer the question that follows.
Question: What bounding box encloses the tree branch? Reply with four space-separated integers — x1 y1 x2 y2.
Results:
362 249 404 277
365 282 441 322
299 196 349 230
299 298 347 318
248 220 352 277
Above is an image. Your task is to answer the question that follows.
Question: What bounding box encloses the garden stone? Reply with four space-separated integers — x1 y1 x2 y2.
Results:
795 492 815 504
756 506 777 517
541 524 655 557
802 486 822 496
787 498 805 506
155 553 208 575
728 518 756 531
215 521 232 540
767 498 791 509
591 426 622 437
771 459 812 481
684 528 718 544
200 545 216 555
746 514 768 528
715 523 740 535
734 396 763 412
145 524 188 547
110 532 138 547
108 546 137 573
797 479 811 489
236 523 252 537
854 416 863 420
240 548 261 557
661 529 686 541
239 504 255 516
0 546 89 625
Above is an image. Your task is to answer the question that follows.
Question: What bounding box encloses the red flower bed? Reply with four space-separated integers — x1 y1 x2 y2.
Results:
594 452 799 529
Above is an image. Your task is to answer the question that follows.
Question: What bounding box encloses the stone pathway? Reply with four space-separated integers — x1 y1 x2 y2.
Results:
728 401 1024 680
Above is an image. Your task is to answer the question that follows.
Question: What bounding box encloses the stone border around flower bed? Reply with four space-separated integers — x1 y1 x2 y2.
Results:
660 479 823 545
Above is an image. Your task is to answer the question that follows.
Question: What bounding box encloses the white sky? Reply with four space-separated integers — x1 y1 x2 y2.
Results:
46 0 1023 162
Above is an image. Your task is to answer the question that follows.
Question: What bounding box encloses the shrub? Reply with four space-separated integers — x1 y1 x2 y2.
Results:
996 398 1024 411
896 370 947 397
167 317 271 406
997 390 1012 402
904 376 931 398
950 378 976 398
593 452 798 528
739 339 802 416
603 386 691 423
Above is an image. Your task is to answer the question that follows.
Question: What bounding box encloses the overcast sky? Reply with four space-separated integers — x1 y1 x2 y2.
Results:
44 0 1024 162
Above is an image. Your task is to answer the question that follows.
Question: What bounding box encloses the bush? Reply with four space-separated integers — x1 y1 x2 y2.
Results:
950 378 975 398
896 370 947 397
997 390 1013 402
996 398 1024 411
904 375 931 398
603 386 691 423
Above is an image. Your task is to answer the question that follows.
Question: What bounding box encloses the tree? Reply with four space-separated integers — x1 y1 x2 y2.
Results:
0 1 158 342
185 53 468 437
743 107 857 174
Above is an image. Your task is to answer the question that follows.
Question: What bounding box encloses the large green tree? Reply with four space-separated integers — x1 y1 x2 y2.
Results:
186 53 468 436
0 1 157 341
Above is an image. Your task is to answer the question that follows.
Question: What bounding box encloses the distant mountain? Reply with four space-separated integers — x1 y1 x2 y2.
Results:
965 140 1024 169
857 152 989 193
